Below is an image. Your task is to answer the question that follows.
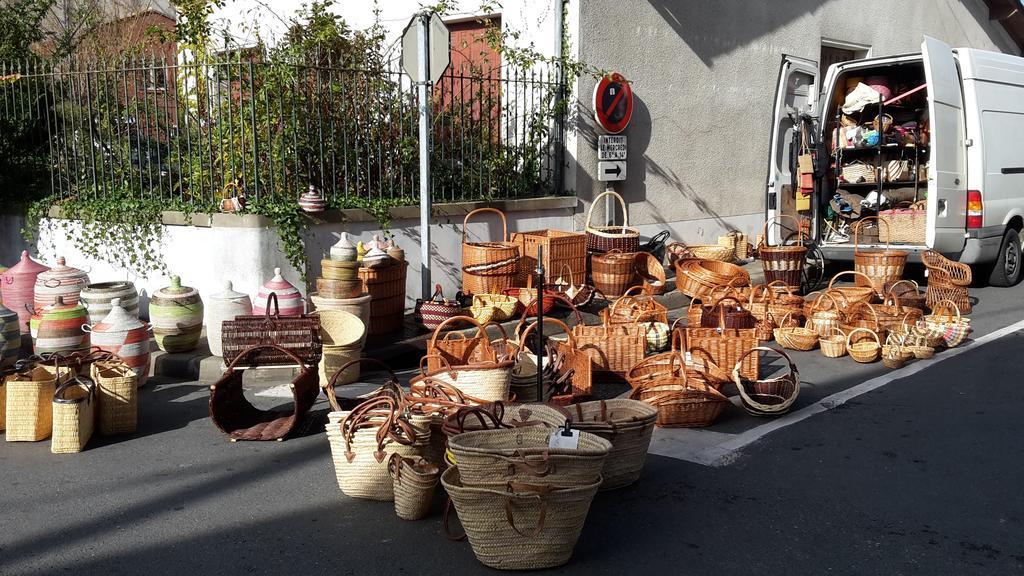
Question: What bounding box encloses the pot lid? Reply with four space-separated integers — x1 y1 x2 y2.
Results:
3 250 49 277
211 280 250 301
260 268 299 295
40 295 86 316
331 231 356 250
363 245 388 261
95 297 145 330
37 256 89 285
368 234 388 251
156 275 198 298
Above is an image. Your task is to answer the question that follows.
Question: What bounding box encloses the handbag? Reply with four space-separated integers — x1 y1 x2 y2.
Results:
221 292 322 367
415 284 463 331
425 316 498 372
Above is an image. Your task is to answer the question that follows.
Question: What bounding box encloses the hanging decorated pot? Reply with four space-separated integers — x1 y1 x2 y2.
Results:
329 231 358 262
80 281 139 324
0 250 50 334
298 184 327 213
0 303 21 369
34 256 90 313
84 297 151 387
34 296 90 355
206 280 253 357
253 267 304 316
149 275 204 353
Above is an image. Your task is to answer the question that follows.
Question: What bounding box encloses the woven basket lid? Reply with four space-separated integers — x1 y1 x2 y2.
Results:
258 268 300 298
331 231 356 251
210 280 250 302
3 250 49 277
36 256 89 287
39 295 86 317
94 297 145 332
156 275 198 298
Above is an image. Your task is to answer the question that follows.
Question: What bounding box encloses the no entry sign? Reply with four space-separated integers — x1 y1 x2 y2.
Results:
593 72 633 134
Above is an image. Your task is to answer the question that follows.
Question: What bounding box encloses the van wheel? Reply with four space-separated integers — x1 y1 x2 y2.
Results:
988 228 1022 287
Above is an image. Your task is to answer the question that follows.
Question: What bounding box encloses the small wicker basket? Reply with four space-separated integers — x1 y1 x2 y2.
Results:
846 328 881 363
819 327 847 358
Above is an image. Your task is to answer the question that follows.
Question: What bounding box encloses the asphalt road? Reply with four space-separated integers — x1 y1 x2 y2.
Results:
2 275 1023 575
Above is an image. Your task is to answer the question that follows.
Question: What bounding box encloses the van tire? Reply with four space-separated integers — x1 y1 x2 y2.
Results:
988 228 1022 287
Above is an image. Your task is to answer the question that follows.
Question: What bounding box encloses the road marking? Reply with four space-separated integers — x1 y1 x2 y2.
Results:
651 318 1024 467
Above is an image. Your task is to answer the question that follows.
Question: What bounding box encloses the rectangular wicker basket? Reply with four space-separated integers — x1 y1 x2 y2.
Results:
878 208 926 244
511 229 587 285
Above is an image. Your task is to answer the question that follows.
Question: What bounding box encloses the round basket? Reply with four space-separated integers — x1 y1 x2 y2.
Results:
907 345 934 359
827 271 876 308
772 311 818 351
732 346 800 417
469 294 520 323
840 302 888 345
590 251 638 297
819 327 847 358
804 291 846 337
585 190 641 253
665 242 735 265
629 360 729 428
674 259 750 299
921 299 971 348
846 328 881 363
320 259 360 280
884 279 927 311
462 208 520 295
853 217 908 295
758 215 808 289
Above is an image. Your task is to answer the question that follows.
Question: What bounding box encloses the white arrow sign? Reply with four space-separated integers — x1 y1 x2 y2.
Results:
598 161 626 181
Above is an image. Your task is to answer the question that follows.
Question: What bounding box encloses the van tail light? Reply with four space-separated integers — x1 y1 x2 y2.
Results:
967 190 983 228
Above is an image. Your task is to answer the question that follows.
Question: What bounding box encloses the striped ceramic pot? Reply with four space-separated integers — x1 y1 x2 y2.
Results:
149 276 204 353
81 281 139 324
298 185 326 213
0 250 50 334
34 256 90 312
253 267 304 316
85 297 151 387
34 296 90 355
206 280 253 357
0 303 21 369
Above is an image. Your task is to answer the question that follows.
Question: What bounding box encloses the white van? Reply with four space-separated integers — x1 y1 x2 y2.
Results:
766 36 1024 286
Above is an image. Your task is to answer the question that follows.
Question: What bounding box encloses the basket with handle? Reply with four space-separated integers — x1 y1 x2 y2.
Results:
827 271 876 308
517 316 593 401
90 357 138 436
635 251 667 295
846 328 881 363
602 285 668 325
684 308 759 380
840 302 887 345
627 328 728 391
469 293 520 323
873 292 923 332
388 453 440 520
546 263 597 309
412 354 514 403
773 311 819 351
220 293 323 367
921 299 971 348
462 208 520 295
590 250 638 297
501 275 557 317
884 279 927 311
567 399 657 490
758 215 808 290
4 356 73 442
889 312 944 349
584 190 640 253
700 295 756 330
732 346 800 417
425 316 499 372
879 201 927 244
853 216 908 295
573 317 647 375
629 354 729 428
50 372 96 453
415 284 464 331
819 327 847 358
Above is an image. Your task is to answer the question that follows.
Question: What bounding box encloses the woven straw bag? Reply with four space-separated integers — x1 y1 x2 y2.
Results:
441 467 601 570
921 299 971 348
585 190 640 253
50 375 96 453
515 317 594 401
447 426 610 486
568 399 656 490
328 396 431 501
388 454 440 520
4 361 72 442
90 359 138 435
732 346 800 417
414 354 513 402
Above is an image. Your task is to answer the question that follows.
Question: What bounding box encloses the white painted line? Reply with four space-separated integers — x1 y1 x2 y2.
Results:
671 318 1024 467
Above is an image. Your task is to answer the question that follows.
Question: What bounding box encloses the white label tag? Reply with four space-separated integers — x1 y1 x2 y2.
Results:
548 428 580 450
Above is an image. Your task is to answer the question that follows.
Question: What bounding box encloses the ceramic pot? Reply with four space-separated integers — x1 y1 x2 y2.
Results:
80 281 139 324
0 250 50 334
84 297 151 387
149 276 204 353
206 280 253 357
254 267 304 316
330 231 358 261
34 256 90 312
298 185 326 213
35 296 90 355
0 303 21 369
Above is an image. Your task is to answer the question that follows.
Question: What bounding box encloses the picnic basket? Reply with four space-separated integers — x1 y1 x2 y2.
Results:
758 215 808 289
462 208 521 295
853 216 908 295
585 190 640 253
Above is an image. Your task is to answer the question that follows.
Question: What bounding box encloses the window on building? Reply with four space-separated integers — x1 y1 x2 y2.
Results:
820 40 870 81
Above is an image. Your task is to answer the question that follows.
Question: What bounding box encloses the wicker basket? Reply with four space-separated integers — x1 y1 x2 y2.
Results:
4 364 71 442
685 322 759 380
921 299 971 348
516 317 594 401
840 302 887 345
603 285 668 325
50 376 96 453
732 346 800 417
853 217 908 295
469 294 520 323
90 359 138 435
629 364 729 428
819 327 848 358
884 279 927 311
878 202 926 244
441 467 601 571
665 242 735 265
827 271 877 307
873 293 924 333
758 215 808 290
635 252 667 295
511 229 586 287
567 399 657 490
773 311 819 351
388 454 440 520
719 231 750 259
699 296 756 330
590 251 639 297
585 190 640 253
359 260 408 335
846 328 881 363
674 259 751 299
573 320 647 375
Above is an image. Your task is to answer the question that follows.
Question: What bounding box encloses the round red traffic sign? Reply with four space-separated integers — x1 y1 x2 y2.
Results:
593 72 633 134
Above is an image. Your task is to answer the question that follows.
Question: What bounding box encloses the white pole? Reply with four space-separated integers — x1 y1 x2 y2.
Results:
418 12 432 300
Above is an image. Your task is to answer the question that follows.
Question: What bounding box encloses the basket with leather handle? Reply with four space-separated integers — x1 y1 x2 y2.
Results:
209 344 321 441
221 292 322 367
425 316 499 372
388 453 440 520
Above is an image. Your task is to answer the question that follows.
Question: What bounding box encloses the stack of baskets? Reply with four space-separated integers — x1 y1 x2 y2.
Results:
318 310 367 386
359 258 408 336
462 208 521 295
314 234 373 330
674 259 751 300
590 250 639 297
443 426 611 570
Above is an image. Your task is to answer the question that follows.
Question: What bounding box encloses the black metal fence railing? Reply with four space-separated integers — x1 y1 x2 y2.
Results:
0 54 565 208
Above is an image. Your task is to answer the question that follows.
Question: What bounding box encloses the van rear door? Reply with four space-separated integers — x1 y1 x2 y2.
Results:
922 36 967 252
766 55 818 244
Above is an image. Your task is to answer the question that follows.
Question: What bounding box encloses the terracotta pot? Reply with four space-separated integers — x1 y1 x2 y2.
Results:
0 250 50 334
84 297 152 387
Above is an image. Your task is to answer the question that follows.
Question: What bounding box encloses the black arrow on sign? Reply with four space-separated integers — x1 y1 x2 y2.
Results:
603 164 622 177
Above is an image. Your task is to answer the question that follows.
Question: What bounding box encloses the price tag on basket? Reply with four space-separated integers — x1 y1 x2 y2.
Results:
549 424 579 449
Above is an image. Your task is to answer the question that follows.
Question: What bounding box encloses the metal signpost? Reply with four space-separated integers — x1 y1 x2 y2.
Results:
402 12 451 299
593 72 634 222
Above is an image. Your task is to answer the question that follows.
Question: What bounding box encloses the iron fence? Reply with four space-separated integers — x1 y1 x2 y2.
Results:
0 52 565 208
